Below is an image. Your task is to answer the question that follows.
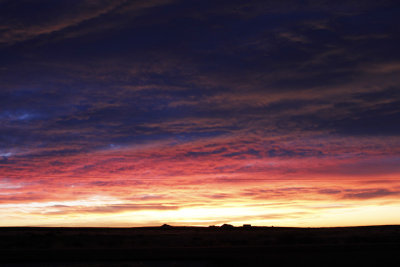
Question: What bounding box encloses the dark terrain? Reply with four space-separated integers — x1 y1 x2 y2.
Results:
1 225 400 266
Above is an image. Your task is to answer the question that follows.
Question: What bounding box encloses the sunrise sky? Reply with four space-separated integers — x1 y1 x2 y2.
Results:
1 0 400 227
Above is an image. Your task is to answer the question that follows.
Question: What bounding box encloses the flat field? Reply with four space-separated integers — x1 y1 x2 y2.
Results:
1 225 399 266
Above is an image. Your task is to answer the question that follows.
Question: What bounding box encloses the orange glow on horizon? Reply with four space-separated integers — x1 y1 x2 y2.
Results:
1 135 399 227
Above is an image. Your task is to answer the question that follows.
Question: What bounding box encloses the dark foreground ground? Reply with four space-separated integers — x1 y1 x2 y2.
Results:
1 225 400 266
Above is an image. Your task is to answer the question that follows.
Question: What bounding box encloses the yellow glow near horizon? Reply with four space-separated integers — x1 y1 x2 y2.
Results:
1 199 399 227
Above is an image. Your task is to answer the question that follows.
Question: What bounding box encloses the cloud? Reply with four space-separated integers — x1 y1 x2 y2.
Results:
77 204 180 213
343 189 400 200
29 203 179 216
185 147 227 157
0 0 126 45
318 189 342 195
0 0 182 46
223 148 261 158
278 32 310 43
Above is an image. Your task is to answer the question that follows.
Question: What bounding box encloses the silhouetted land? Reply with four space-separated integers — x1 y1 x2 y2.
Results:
1 225 400 266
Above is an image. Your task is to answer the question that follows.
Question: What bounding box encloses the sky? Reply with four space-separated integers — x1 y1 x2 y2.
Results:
1 0 400 227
